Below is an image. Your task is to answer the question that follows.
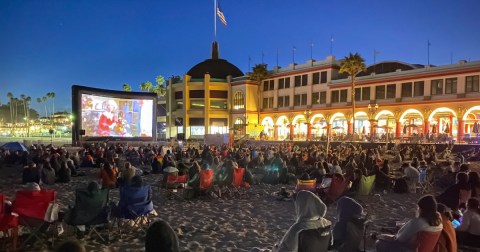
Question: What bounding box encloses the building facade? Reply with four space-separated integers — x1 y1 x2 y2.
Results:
165 42 480 143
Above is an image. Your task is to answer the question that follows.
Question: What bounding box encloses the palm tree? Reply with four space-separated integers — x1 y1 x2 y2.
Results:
154 75 166 97
23 96 31 137
122 84 132 92
339 53 366 136
248 64 269 124
139 81 153 92
42 96 48 117
47 92 55 128
6 92 13 124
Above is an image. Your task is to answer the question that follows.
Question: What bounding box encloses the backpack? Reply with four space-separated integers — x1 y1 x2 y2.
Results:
393 178 409 194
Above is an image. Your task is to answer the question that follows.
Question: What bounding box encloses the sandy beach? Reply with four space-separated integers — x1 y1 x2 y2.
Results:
1 159 479 252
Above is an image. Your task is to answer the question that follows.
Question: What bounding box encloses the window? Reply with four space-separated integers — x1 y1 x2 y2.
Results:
431 79 443 95
355 88 361 101
263 98 268 108
414 81 424 96
376 85 385 100
362 87 370 101
284 96 290 107
445 78 457 94
466 75 480 92
210 90 228 98
302 74 308 86
331 90 339 103
312 92 319 104
386 84 396 99
312 72 320 85
278 96 284 107
301 93 307 106
319 91 326 104
285 77 291 88
175 91 183 99
401 82 412 97
210 100 227 109
294 76 301 87
294 94 301 106
233 91 245 109
190 90 204 98
176 101 183 109
320 71 327 83
269 80 274 90
278 78 285 89
263 81 269 91
190 100 205 109
268 97 273 108
340 89 348 102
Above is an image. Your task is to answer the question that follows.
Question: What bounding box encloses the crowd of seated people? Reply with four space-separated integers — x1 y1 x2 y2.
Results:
2 140 480 251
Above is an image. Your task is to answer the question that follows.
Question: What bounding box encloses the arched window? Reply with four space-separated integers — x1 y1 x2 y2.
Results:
233 91 245 109
234 118 244 125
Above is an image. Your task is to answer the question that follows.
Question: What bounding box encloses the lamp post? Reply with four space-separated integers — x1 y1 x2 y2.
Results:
367 104 379 140
304 110 312 140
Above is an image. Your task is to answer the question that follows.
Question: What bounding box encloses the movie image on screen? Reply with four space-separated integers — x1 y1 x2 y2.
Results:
81 94 153 137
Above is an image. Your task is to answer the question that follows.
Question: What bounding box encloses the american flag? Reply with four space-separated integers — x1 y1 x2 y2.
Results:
217 2 227 26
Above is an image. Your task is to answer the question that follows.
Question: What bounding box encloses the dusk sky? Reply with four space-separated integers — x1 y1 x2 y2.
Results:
1 0 479 113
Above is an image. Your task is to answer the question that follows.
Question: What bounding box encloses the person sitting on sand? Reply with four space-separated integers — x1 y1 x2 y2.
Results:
469 171 480 200
40 160 56 185
98 162 118 189
346 169 363 197
437 172 471 210
375 195 443 252
118 162 136 187
145 220 180 252
274 190 332 252
23 161 40 185
332 196 365 251
370 165 392 192
456 198 480 248
56 161 71 183
402 162 420 193
436 203 457 252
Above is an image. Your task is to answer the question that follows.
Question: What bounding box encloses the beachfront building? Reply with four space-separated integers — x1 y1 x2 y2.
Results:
165 42 480 143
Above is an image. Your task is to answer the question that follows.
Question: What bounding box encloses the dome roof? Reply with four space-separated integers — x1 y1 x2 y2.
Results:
187 41 244 79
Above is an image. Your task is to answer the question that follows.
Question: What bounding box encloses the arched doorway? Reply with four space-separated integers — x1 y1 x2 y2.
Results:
233 117 246 139
354 112 370 136
399 109 424 137
276 116 289 140
310 114 327 140
375 110 395 141
463 106 480 135
261 117 274 140
330 113 347 139
428 107 457 138
292 115 307 140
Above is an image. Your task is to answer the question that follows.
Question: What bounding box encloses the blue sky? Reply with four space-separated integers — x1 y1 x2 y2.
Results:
1 0 479 113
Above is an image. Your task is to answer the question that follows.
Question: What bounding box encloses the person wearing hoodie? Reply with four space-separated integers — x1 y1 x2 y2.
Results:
375 195 443 252
275 190 332 252
332 196 365 251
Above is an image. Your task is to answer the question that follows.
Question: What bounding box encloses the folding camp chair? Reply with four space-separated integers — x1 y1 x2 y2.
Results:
11 190 57 248
416 231 441 252
227 167 250 198
324 174 349 204
199 169 220 199
114 185 154 237
0 193 19 251
64 187 110 243
165 174 188 201
296 179 317 193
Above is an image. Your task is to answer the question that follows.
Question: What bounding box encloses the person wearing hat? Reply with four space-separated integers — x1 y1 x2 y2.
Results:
375 195 443 252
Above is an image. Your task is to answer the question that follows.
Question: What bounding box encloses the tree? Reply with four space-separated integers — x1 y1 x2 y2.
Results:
248 64 269 124
122 84 132 92
154 75 166 97
42 96 48 117
339 52 366 136
6 92 13 124
140 81 153 92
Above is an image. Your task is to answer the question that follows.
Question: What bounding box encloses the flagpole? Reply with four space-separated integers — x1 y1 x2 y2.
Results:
330 36 334 55
276 48 279 71
214 0 217 40
427 40 430 66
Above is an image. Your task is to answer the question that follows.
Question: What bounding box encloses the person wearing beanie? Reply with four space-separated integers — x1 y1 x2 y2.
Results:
376 195 443 252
